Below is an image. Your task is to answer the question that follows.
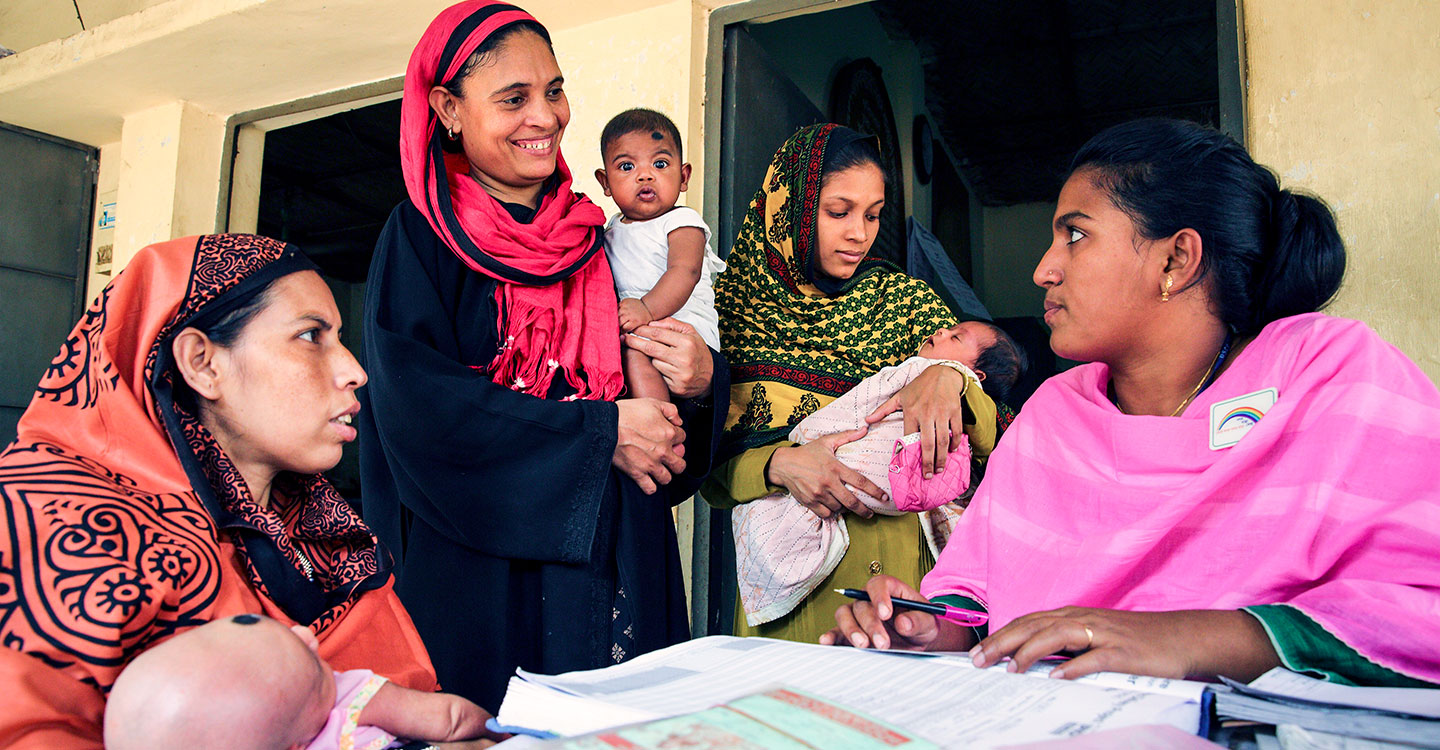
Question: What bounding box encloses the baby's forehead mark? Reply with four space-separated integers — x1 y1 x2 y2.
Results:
651 130 663 140
232 613 261 625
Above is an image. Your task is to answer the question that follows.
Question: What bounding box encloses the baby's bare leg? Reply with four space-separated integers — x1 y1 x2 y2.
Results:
624 345 670 400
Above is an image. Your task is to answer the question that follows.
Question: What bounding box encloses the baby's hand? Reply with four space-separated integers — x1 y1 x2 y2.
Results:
618 298 654 333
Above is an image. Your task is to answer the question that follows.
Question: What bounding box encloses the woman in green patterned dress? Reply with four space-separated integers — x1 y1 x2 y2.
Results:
705 123 994 642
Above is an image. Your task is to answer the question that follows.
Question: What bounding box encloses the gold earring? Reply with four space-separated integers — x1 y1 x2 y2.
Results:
1161 274 1173 302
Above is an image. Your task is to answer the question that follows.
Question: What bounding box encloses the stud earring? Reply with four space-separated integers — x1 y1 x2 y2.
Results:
1161 274 1173 302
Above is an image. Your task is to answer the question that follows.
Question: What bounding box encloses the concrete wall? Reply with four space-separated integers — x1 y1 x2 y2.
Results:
1243 0 1440 381
552 0 696 218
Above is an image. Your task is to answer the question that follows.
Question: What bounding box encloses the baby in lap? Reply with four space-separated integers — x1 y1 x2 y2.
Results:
734 321 1024 626
104 614 496 750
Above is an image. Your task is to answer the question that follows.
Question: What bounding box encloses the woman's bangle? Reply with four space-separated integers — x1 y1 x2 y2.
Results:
928 360 973 396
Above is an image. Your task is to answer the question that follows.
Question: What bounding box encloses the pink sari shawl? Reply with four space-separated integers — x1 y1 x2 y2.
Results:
922 313 1440 682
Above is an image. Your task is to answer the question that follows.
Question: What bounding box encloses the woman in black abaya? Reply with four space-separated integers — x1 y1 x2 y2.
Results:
358 0 726 711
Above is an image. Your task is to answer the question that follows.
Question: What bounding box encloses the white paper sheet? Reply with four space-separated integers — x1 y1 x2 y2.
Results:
1246 668 1440 719
918 651 1209 702
498 636 1201 749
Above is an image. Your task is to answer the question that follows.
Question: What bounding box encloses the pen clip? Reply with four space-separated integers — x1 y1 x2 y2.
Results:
938 608 988 627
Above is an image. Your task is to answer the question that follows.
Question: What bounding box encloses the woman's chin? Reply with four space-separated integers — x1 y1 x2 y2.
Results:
817 263 861 282
1046 333 1094 363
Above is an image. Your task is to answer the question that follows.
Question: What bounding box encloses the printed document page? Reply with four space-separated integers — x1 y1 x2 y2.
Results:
919 651 1209 702
500 636 1200 748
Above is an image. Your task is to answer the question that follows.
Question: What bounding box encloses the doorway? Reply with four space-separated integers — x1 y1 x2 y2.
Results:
0 123 95 446
693 0 1242 635
249 98 406 499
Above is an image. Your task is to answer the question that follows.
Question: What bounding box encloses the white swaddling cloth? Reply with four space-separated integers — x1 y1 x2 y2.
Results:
731 357 984 626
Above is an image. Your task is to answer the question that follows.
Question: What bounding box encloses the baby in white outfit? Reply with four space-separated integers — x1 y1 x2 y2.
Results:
595 108 725 400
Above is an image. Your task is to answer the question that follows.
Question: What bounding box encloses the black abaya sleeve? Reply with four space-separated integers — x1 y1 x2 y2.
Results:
665 351 730 505
359 203 617 565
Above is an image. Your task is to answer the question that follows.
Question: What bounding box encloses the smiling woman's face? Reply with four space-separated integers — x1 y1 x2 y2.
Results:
437 30 568 207
814 163 885 281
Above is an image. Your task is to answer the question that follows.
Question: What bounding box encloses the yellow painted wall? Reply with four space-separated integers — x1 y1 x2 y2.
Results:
1244 0 1440 381
550 0 696 218
7 0 1439 385
0 0 167 53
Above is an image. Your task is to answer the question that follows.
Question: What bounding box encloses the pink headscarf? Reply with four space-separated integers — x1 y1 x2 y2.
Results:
400 1 621 400
924 313 1440 683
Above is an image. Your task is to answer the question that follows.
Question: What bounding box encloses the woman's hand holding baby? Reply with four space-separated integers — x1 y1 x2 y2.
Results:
866 365 969 479
614 397 687 494
627 319 714 398
766 428 886 519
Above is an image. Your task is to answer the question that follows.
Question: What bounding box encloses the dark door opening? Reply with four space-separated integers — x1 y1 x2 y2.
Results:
699 0 1236 634
256 98 405 500
0 123 95 446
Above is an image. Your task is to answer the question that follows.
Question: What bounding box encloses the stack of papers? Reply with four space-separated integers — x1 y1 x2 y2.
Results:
533 687 939 749
497 636 1207 749
1213 668 1440 747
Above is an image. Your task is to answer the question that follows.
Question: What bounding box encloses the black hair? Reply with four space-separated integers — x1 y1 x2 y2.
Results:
973 323 1027 403
600 108 683 162
169 284 278 414
442 20 554 100
1070 118 1345 335
821 131 887 187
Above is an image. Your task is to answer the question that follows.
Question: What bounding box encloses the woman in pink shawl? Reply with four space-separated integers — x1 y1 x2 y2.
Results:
824 118 1440 687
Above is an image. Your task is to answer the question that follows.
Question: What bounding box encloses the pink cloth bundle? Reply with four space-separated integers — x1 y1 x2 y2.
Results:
922 314 1440 683
890 432 972 513
306 669 399 750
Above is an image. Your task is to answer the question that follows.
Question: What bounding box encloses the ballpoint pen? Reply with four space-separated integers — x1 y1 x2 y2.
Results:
835 588 988 627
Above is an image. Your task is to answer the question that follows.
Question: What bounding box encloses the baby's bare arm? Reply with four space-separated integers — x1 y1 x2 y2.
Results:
640 226 706 320
358 682 497 742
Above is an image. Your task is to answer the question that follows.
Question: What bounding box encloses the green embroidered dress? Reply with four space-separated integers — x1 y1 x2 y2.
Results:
705 124 967 643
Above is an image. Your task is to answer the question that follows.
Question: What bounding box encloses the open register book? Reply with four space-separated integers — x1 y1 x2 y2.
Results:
496 636 1209 749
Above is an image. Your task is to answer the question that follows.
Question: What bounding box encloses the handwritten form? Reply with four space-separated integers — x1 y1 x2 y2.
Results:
498 636 1203 748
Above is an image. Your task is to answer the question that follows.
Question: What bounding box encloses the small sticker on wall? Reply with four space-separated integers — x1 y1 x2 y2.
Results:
97 201 117 230
1209 388 1278 450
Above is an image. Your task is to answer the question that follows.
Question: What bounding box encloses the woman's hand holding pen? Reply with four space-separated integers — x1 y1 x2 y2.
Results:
820 575 973 652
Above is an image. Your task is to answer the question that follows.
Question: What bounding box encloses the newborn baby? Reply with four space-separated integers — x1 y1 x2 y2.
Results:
104 613 498 750
733 321 1021 626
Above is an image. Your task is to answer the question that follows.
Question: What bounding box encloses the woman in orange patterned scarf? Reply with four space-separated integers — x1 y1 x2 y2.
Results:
0 235 444 749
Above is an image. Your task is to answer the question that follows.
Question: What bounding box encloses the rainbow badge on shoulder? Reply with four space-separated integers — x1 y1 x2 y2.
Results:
1209 388 1278 450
